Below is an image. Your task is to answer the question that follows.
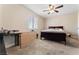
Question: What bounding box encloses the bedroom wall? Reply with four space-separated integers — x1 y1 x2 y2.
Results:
45 12 78 37
0 4 45 48
0 5 2 28
1 4 45 32
78 11 79 38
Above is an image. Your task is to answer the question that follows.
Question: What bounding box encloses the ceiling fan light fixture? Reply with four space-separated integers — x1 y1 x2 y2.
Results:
49 5 52 9
48 4 54 11
49 10 54 13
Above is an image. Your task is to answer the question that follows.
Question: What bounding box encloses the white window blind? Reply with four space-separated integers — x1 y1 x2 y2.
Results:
28 16 38 31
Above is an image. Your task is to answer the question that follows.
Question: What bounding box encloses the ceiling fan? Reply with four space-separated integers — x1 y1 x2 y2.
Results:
43 4 63 14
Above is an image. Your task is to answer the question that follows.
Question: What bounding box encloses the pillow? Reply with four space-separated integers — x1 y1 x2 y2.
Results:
55 28 63 31
58 29 63 31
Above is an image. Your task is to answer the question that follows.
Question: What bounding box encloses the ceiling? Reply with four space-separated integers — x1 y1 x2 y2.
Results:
24 4 78 18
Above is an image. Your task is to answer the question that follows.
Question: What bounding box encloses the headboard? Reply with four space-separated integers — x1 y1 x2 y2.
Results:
49 26 64 30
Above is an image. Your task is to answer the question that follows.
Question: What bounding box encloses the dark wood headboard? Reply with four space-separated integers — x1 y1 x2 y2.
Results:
49 26 64 30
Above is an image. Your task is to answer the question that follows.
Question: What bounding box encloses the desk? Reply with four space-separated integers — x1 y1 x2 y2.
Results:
0 32 21 55
0 33 6 55
8 32 21 48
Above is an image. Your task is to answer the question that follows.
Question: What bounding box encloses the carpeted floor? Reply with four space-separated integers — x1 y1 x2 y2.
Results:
7 37 79 55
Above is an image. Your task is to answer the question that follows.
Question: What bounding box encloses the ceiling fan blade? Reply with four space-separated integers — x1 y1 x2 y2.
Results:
54 10 59 13
43 10 49 12
55 5 63 9
48 12 50 14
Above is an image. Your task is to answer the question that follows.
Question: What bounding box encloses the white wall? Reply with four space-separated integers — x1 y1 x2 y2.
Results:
78 11 79 37
1 4 45 32
46 12 78 36
0 5 2 28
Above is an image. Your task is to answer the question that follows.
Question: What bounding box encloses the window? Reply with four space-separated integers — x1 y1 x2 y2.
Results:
28 16 38 31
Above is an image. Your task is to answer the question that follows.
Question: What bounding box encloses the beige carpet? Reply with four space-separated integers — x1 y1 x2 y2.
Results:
7 37 79 55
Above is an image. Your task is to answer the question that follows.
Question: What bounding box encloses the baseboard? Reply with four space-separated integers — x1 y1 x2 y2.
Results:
71 35 78 39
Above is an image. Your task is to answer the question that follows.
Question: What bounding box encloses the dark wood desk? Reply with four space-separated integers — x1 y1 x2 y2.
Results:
0 33 6 55
0 32 21 55
8 32 21 48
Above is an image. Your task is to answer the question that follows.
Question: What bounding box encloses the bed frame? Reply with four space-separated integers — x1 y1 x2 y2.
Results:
41 26 66 44
49 26 64 29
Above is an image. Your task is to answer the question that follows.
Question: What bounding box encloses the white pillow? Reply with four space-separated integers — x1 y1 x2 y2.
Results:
59 29 63 31
55 28 63 31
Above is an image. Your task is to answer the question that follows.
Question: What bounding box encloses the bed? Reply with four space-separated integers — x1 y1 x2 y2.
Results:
40 26 66 44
